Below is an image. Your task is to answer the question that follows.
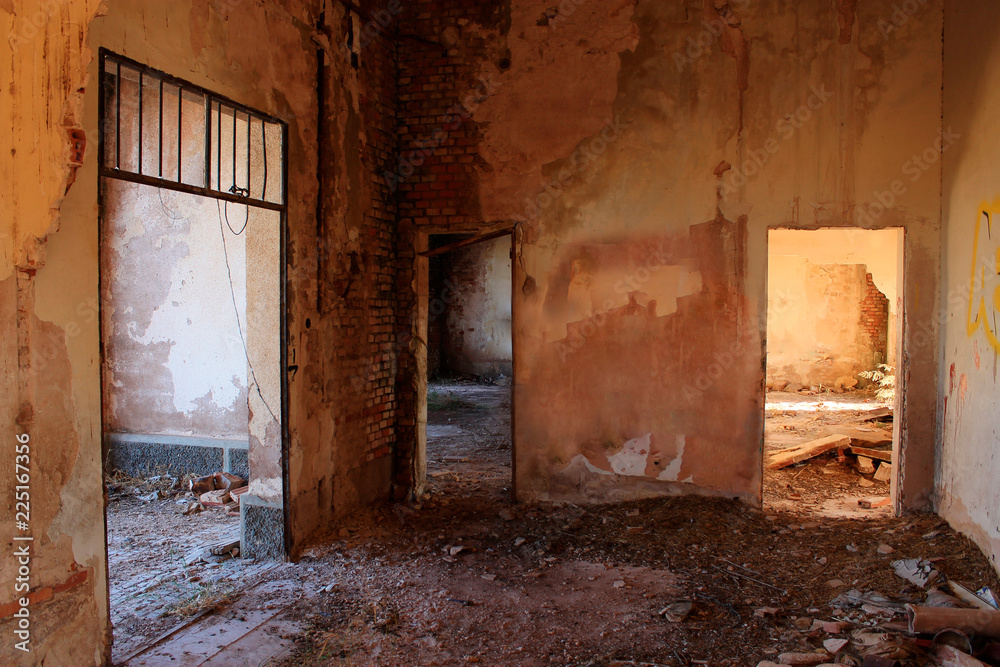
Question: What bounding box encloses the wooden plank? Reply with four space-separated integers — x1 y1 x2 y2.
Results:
821 426 893 445
420 226 515 258
858 496 891 509
861 407 893 422
850 445 893 462
766 435 851 470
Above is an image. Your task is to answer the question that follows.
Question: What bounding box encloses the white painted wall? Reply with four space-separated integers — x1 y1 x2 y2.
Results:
103 180 250 439
940 0 1000 575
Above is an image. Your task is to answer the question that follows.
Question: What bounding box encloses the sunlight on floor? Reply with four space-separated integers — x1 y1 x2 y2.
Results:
765 398 888 413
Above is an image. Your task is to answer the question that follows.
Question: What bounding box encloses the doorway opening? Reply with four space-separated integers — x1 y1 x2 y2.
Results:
763 228 903 517
97 51 288 662
420 231 515 508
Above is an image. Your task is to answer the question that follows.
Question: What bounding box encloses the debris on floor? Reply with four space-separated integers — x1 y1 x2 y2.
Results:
108 385 1000 666
106 469 248 663
754 554 1000 666
765 390 896 516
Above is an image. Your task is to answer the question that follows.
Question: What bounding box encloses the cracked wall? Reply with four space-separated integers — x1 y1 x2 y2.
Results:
395 0 944 508
1 1 110 664
940 0 1000 576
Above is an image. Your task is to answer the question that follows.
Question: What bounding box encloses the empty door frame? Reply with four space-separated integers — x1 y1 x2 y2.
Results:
96 50 292 556
413 225 518 500
762 227 905 513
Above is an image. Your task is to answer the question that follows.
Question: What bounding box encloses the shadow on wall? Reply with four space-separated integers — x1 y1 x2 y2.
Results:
428 235 512 379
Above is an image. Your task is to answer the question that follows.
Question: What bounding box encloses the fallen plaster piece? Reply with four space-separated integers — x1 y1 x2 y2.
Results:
893 559 939 588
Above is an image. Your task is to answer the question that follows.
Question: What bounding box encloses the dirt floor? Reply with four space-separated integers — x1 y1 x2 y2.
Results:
110 383 1000 666
106 476 269 664
764 389 894 517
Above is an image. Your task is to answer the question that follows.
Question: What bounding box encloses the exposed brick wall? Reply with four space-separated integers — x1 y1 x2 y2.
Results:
357 23 399 466
393 0 503 230
860 272 890 362
318 5 398 475
392 0 505 494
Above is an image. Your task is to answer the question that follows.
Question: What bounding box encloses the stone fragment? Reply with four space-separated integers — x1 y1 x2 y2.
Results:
190 475 215 494
200 488 230 506
823 638 849 653
213 472 246 491
856 456 876 474
659 601 693 622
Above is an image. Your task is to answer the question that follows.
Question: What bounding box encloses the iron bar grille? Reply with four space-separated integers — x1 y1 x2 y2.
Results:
99 50 287 212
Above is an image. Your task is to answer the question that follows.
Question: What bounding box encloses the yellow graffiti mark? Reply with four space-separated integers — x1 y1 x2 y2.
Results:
967 201 1000 352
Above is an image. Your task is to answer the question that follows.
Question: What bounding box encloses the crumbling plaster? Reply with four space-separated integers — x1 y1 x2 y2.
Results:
767 228 901 388
419 0 945 507
3 0 401 662
102 180 252 441
767 260 879 387
1 1 112 664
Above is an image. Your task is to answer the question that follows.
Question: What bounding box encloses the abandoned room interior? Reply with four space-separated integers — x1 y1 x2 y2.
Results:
3 0 1000 664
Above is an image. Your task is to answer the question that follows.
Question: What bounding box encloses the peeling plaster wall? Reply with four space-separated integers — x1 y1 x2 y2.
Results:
1 1 110 664
940 0 1000 576
2 0 400 661
768 228 901 374
430 236 512 378
395 0 944 509
86 0 401 549
102 181 251 441
767 260 876 388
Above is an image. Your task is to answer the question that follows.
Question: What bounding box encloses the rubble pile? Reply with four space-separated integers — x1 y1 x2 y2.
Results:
756 557 1000 666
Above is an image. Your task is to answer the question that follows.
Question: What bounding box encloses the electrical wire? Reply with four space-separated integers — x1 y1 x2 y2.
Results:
222 189 250 235
157 187 185 220
217 199 279 423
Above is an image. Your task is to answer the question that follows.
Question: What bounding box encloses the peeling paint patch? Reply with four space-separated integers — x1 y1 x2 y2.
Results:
608 433 653 476
560 454 614 478
656 435 686 482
